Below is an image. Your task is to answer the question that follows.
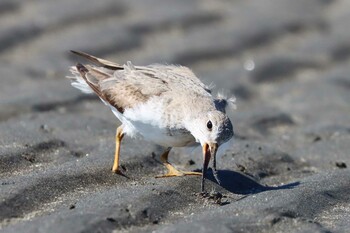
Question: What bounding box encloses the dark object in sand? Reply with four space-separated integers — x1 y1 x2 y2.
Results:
335 162 347 169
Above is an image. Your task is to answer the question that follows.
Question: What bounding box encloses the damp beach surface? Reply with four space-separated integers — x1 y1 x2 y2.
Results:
1 0 350 232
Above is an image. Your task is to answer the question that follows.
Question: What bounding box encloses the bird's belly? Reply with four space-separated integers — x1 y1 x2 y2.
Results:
130 121 195 147
117 98 196 147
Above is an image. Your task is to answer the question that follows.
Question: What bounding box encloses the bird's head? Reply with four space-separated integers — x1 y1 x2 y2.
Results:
187 110 233 191
189 110 233 149
188 110 233 162
188 110 233 191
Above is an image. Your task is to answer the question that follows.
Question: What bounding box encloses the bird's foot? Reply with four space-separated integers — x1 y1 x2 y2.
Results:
111 167 128 178
156 163 201 178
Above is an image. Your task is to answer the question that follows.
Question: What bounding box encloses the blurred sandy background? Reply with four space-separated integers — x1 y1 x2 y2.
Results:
1 0 350 232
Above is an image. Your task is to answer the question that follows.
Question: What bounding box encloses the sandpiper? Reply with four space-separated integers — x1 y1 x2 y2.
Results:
67 51 235 192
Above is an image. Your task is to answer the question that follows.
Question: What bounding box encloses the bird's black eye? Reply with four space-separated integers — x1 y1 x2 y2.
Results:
207 120 213 130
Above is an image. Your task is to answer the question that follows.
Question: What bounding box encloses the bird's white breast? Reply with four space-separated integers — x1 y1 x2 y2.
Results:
111 98 195 147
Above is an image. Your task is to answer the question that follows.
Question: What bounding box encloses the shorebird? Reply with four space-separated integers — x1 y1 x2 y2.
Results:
67 51 235 192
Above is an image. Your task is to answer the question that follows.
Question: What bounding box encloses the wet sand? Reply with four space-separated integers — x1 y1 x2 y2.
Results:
1 0 350 232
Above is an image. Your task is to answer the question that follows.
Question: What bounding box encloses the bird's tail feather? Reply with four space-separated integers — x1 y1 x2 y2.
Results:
66 66 94 94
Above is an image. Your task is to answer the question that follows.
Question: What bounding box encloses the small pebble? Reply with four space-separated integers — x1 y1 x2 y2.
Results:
106 217 116 222
188 159 195 165
335 162 347 169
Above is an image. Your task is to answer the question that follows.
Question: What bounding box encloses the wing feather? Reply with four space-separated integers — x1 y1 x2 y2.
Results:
70 51 212 115
71 50 123 70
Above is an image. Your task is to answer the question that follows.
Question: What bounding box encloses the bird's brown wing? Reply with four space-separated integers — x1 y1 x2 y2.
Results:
71 50 123 70
71 51 212 114
75 62 169 113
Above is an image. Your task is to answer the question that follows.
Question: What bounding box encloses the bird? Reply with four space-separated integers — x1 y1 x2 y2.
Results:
67 50 235 192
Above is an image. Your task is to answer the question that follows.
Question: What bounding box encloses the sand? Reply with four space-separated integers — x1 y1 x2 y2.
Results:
1 0 350 232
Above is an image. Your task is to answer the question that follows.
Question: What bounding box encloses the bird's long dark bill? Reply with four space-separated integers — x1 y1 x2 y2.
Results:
201 143 218 192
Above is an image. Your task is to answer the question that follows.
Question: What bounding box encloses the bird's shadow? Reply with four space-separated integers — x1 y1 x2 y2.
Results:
204 168 300 195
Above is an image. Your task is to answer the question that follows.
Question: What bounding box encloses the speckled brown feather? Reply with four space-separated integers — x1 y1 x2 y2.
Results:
71 50 123 70
71 51 214 119
75 63 126 113
74 62 170 114
75 63 105 100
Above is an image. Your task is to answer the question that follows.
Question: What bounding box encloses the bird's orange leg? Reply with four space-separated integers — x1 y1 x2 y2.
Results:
112 126 124 174
156 147 201 178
